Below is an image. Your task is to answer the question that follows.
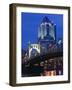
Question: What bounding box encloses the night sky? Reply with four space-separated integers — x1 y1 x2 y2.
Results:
21 12 63 49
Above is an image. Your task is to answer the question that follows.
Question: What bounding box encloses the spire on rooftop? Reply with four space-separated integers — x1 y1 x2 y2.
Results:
42 16 51 23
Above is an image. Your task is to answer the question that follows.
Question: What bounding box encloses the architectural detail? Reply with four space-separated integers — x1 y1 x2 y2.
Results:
29 44 40 58
38 16 56 41
38 16 56 54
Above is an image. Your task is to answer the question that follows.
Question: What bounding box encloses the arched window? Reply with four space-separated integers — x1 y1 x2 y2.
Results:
30 49 39 57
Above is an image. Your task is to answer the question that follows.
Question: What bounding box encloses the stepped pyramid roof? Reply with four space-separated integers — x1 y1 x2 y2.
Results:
42 16 51 23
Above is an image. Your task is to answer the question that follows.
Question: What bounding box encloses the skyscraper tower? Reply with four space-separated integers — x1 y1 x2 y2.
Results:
38 16 56 42
38 16 56 54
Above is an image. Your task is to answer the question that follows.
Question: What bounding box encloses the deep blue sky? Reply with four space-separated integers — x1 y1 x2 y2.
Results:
21 12 63 49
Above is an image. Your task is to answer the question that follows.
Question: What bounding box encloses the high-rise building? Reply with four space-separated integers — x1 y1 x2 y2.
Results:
38 16 56 42
38 16 56 54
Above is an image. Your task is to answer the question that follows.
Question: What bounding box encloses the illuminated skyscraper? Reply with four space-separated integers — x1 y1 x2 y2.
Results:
38 16 56 53
38 16 56 42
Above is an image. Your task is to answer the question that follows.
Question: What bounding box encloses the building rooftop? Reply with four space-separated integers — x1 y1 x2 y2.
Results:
42 16 51 23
